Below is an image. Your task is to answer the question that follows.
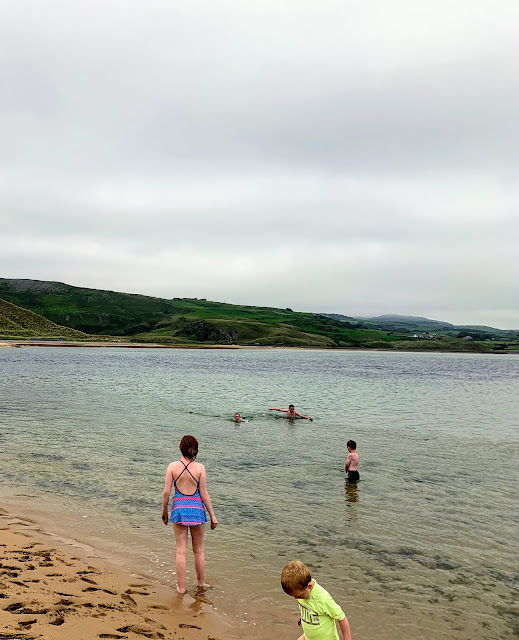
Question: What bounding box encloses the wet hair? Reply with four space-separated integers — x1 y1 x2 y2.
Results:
347 440 356 449
179 435 199 459
281 560 312 594
289 404 295 409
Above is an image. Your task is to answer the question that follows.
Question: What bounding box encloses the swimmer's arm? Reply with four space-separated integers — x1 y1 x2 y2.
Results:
345 453 352 472
199 466 218 530
161 464 174 525
295 411 313 421
269 407 287 412
338 616 351 640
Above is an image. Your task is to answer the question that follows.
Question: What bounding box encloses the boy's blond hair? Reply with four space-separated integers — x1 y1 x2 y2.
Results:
281 560 312 594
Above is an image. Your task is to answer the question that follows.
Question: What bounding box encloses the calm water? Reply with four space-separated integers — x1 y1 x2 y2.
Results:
1 347 518 639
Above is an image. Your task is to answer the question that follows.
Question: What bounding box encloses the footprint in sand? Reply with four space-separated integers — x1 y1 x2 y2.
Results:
144 618 166 630
121 593 136 607
179 623 201 629
17 619 37 628
117 624 165 638
5 602 49 615
55 598 76 605
81 576 98 585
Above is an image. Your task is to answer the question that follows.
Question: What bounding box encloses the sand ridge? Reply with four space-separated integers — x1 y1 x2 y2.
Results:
0 508 230 640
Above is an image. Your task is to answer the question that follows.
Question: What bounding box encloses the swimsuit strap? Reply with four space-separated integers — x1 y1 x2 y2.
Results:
173 460 199 486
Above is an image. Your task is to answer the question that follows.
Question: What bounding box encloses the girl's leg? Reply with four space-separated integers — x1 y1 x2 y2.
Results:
190 524 208 587
173 524 189 593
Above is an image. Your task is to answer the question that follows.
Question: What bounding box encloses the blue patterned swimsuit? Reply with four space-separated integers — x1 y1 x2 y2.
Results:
170 461 207 527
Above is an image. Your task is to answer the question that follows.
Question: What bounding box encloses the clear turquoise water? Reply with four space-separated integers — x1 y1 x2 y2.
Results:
1 347 518 639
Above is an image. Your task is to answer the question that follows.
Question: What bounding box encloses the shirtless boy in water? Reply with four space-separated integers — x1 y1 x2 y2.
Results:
269 405 313 421
345 440 359 481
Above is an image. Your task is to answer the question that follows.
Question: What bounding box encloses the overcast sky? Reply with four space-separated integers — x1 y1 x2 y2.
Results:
1 1 518 328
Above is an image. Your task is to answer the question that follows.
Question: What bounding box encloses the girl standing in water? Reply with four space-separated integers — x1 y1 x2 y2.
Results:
162 435 218 593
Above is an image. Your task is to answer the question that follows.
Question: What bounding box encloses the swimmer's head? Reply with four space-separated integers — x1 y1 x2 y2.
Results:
234 413 241 421
347 439 356 450
179 435 198 459
288 404 295 410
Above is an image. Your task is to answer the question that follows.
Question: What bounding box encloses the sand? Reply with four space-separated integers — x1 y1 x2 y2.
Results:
0 341 256 349
0 508 235 640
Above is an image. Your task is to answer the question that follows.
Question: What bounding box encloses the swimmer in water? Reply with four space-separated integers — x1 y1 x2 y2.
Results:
233 413 248 423
345 439 359 482
269 404 313 421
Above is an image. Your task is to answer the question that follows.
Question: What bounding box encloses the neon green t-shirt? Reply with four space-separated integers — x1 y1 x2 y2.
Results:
297 581 346 640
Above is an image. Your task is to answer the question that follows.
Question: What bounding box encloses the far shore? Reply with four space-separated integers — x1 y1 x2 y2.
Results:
0 340 265 349
1 338 516 354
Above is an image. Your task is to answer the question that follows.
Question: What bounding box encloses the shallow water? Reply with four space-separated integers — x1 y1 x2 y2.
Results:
1 347 518 639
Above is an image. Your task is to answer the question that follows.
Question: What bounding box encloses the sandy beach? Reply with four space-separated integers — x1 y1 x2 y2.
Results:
0 507 236 640
0 340 267 349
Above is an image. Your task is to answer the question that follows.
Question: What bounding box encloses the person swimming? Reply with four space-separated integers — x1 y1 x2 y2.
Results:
269 404 313 421
233 413 248 423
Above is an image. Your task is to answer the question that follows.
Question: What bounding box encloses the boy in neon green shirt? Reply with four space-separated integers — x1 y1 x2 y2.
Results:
281 561 352 640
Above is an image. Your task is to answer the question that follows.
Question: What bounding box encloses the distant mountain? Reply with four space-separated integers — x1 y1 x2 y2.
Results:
365 314 454 327
321 312 519 340
0 298 89 339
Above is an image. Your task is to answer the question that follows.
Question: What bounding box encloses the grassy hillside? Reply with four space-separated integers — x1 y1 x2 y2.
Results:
0 278 410 347
0 278 173 335
1 278 517 351
0 298 91 340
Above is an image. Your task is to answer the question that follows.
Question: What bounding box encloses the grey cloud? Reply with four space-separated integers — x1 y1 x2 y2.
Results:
1 0 518 327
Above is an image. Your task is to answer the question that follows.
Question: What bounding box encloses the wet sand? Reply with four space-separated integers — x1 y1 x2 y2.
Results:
0 507 238 640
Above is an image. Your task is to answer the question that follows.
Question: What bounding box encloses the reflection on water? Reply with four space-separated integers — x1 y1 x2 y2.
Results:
1 347 519 640
345 479 359 504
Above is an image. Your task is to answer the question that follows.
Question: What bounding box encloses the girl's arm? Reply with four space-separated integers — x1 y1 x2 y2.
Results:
198 466 218 529
338 616 351 640
162 464 174 525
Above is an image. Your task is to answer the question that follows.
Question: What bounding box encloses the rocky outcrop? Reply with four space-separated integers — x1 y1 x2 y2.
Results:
180 320 238 342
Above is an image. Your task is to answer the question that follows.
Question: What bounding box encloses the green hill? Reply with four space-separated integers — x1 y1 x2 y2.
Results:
0 298 90 340
1 278 516 351
0 278 408 347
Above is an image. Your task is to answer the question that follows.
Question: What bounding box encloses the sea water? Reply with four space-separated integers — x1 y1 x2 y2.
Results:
1 347 518 639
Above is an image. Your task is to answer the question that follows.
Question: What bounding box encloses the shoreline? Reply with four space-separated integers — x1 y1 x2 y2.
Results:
0 503 249 640
1 338 514 354
0 340 267 349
